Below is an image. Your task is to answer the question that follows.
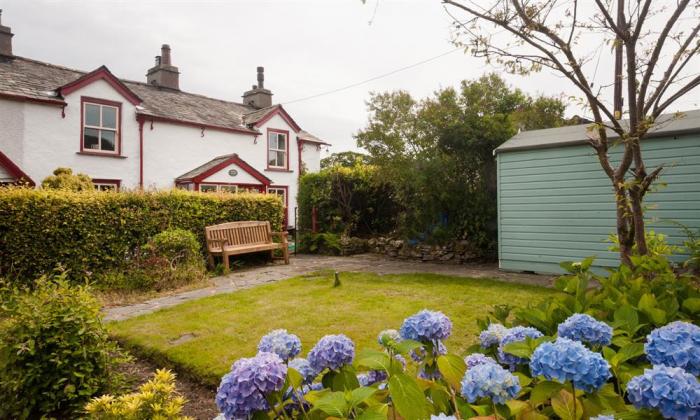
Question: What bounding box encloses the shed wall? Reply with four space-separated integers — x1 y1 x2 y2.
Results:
497 134 700 274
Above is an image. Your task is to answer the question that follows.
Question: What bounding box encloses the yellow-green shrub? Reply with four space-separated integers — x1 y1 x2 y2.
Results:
85 369 191 420
0 188 283 282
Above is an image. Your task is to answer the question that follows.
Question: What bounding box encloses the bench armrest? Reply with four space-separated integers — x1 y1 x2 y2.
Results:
206 238 228 249
271 231 289 243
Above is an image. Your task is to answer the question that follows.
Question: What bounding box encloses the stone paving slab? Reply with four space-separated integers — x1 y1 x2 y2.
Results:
103 254 553 322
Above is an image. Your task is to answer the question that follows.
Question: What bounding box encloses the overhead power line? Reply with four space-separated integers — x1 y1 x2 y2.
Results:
281 47 462 105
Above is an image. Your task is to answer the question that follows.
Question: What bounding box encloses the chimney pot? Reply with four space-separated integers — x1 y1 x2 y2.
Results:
256 66 265 89
161 44 171 65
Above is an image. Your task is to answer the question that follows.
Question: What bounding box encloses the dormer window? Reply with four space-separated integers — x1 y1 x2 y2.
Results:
81 97 121 155
267 129 288 170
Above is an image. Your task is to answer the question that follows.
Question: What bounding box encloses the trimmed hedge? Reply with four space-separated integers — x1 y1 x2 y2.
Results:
0 188 284 281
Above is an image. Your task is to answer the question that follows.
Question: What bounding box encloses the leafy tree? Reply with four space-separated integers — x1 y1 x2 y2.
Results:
442 0 700 265
41 167 94 191
355 74 566 249
321 151 371 169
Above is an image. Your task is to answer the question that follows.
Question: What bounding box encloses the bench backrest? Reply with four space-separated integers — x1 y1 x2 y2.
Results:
205 221 272 247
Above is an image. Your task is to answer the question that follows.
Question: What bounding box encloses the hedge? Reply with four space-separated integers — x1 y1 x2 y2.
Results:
297 165 399 236
0 188 284 281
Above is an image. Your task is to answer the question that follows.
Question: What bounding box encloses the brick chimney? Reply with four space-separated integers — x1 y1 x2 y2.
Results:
242 67 272 109
0 10 14 58
146 44 180 90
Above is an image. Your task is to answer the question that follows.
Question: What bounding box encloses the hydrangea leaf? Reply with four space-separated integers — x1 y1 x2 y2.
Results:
502 340 532 359
637 294 666 325
505 399 529 416
311 391 348 418
356 404 388 420
427 385 452 414
436 354 466 390
551 389 582 420
392 339 424 355
611 343 645 367
613 305 639 333
514 372 532 387
529 381 564 407
355 349 391 372
349 387 378 407
681 297 700 314
286 367 304 389
387 373 429 420
323 366 360 392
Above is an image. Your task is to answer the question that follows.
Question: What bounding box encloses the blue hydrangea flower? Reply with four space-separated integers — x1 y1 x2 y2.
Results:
418 366 442 381
645 321 700 376
557 313 613 346
460 363 521 404
498 326 543 368
400 310 452 342
589 415 614 420
378 329 402 346
288 358 316 384
393 354 407 370
410 340 447 362
431 414 457 420
257 329 302 361
464 353 498 369
627 365 700 420
530 338 611 392
308 334 355 372
216 352 287 419
479 323 509 348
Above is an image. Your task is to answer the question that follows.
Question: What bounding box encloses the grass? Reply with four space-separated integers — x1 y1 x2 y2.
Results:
109 271 559 386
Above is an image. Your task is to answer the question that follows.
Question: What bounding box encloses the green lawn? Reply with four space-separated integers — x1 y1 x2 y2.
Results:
109 271 558 386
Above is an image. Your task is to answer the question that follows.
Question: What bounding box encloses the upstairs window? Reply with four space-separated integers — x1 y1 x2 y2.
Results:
82 98 120 154
267 130 288 169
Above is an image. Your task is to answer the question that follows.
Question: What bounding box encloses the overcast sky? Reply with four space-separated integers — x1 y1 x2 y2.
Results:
4 0 699 156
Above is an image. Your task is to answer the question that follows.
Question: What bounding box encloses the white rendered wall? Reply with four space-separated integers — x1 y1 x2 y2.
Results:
0 100 25 172
300 141 322 173
16 79 140 188
203 162 261 185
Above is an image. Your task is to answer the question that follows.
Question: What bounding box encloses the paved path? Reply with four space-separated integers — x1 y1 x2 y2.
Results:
104 254 553 321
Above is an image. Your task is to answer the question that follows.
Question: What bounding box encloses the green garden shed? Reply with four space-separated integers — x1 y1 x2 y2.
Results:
495 110 700 274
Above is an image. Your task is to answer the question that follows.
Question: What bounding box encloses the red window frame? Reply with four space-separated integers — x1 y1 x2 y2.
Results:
266 128 290 171
80 96 122 156
92 178 121 191
190 182 265 193
266 185 289 226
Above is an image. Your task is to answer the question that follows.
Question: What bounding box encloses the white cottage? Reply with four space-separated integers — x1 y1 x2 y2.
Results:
0 12 329 229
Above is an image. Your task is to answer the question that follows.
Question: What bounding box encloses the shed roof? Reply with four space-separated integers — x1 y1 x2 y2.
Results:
496 109 700 153
176 153 271 185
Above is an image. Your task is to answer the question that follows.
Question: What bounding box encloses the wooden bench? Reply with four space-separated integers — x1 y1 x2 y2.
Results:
205 221 289 270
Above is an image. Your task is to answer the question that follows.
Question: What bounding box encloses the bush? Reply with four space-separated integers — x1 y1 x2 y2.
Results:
0 274 126 419
95 228 207 292
85 369 191 419
209 254 700 420
298 164 399 236
0 188 284 283
298 232 342 255
41 167 94 191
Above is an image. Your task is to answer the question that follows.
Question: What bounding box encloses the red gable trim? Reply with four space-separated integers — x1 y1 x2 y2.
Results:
0 151 35 186
298 137 331 146
182 154 271 186
58 66 142 106
252 105 301 133
138 114 260 136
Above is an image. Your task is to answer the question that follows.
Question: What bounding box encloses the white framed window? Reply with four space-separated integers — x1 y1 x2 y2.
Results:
267 187 287 206
82 98 120 154
92 179 120 191
199 184 218 193
267 130 288 169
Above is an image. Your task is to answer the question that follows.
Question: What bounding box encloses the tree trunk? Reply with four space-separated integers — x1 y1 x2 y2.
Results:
629 186 649 256
614 183 635 266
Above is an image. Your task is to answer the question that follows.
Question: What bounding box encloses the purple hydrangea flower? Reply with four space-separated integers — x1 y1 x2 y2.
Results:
288 358 316 384
258 329 302 361
498 326 543 368
418 366 442 381
460 363 520 404
215 352 287 419
479 323 509 348
308 334 355 372
410 340 447 362
627 365 700 420
645 321 700 376
530 338 611 392
464 353 498 369
431 414 457 420
377 329 402 346
557 313 613 346
400 310 452 342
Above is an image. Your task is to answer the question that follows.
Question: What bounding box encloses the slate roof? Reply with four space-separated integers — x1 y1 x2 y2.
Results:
0 56 329 143
298 130 331 145
496 109 700 153
175 153 271 183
